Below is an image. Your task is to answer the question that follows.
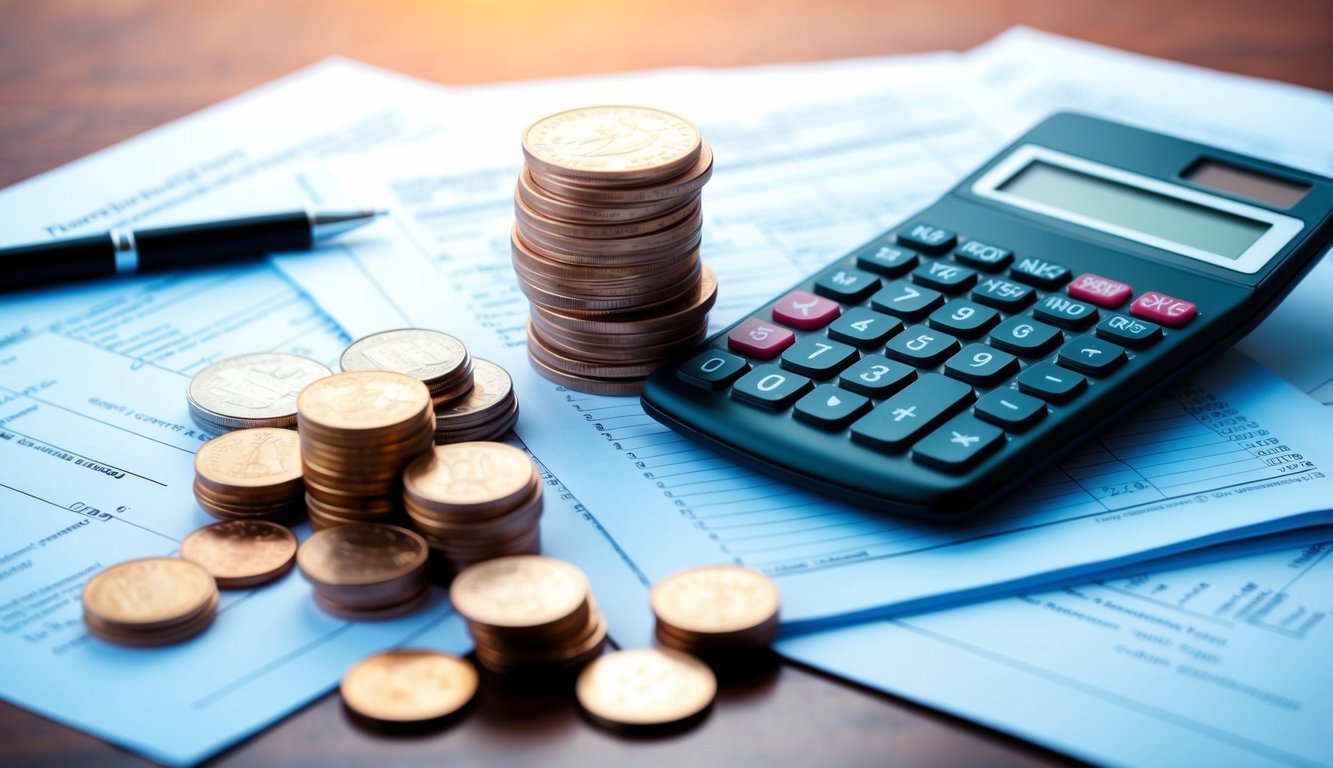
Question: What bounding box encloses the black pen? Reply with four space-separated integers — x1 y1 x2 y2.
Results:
1 209 386 291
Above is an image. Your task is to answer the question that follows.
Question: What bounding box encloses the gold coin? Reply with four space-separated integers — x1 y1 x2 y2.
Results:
341 649 478 724
522 106 701 183
650 565 780 639
195 427 302 494
297 371 431 435
179 520 298 589
82 557 219 630
449 556 587 630
403 442 537 515
340 329 470 387
296 523 428 587
575 648 716 729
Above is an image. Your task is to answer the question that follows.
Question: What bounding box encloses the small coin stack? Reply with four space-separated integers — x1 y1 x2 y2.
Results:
296 523 431 620
575 648 717 733
403 442 543 573
341 649 479 728
296 371 435 529
515 105 718 396
649 565 781 659
433 359 520 444
450 556 606 678
82 558 219 647
179 520 299 589
340 329 474 411
192 427 305 521
186 353 332 433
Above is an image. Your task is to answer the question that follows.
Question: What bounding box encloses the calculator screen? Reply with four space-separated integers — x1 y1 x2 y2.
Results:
973 145 1305 274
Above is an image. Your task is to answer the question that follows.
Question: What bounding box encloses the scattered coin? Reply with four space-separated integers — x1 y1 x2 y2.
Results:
296 523 430 619
575 648 716 732
650 565 780 654
82 557 219 646
179 520 298 589
187 353 332 433
193 427 304 520
433 359 519 444
341 329 474 409
341 649 478 725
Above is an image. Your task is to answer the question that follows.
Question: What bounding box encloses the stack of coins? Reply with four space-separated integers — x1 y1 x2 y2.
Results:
575 648 717 734
340 329 474 411
82 558 219 647
296 371 435 529
179 520 299 589
515 106 718 395
449 556 606 677
187 353 332 433
341 649 479 728
403 442 543 572
433 359 520 444
650 565 781 657
192 427 305 521
296 523 431 620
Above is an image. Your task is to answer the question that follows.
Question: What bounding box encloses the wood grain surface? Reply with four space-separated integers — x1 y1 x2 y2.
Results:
0 0 1328 765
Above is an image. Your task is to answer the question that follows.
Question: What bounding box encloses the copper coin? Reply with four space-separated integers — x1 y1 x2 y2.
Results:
650 565 780 644
526 323 665 379
194 427 303 495
528 142 713 205
297 371 432 438
187 353 333 431
527 266 717 335
514 222 703 267
522 106 701 184
82 557 219 632
516 205 702 257
575 648 716 729
449 556 588 631
403 442 538 515
179 520 299 589
341 649 477 724
515 191 700 240
297 523 428 587
526 349 646 396
516 171 689 223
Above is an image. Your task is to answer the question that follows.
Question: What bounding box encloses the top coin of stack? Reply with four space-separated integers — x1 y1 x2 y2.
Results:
192 427 305 521
650 565 780 657
187 353 333 433
296 371 435 529
515 106 717 396
82 557 219 647
340 329 473 410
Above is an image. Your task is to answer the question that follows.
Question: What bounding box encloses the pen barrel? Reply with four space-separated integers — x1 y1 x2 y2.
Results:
0 235 113 291
136 212 312 271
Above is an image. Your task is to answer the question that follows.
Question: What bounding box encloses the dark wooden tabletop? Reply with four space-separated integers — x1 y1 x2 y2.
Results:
1 0 1329 765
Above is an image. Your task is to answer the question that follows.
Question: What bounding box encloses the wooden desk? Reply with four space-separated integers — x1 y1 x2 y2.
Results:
0 1 1328 764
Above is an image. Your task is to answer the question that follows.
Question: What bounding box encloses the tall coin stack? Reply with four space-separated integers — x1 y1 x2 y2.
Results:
403 442 543 573
449 556 607 678
296 371 435 529
515 106 718 396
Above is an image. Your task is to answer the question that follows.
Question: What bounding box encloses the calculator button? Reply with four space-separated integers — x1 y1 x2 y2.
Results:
928 299 999 338
870 280 944 321
850 374 973 451
1009 256 1071 289
911 260 977 293
971 276 1035 311
676 350 749 390
1068 273 1132 308
856 242 919 276
772 290 841 330
814 266 881 303
732 365 813 410
912 413 1005 472
1016 363 1086 403
953 240 1013 271
896 222 957 254
838 355 916 397
988 317 1063 356
943 344 1019 387
1058 335 1127 377
885 325 961 367
828 307 903 348
974 390 1046 431
794 385 872 430
728 318 795 360
1032 295 1099 329
780 337 858 378
1130 291 1197 327
1096 314 1162 349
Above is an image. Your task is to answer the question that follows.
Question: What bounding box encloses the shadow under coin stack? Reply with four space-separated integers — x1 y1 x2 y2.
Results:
81 558 219 647
433 359 520 444
192 427 305 521
449 556 607 678
296 523 431 620
514 106 718 396
403 442 543 574
297 371 435 529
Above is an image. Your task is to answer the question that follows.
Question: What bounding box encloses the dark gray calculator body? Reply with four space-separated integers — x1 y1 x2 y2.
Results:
641 113 1333 518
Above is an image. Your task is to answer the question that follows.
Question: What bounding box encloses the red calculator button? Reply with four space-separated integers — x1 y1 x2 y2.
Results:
772 290 841 330
1068 273 1132 308
728 318 796 359
1130 291 1197 327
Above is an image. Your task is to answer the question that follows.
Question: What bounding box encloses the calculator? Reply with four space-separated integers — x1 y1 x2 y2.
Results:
640 112 1333 518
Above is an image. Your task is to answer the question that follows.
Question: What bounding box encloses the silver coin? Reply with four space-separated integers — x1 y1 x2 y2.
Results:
188 354 333 430
436 360 512 421
340 329 470 387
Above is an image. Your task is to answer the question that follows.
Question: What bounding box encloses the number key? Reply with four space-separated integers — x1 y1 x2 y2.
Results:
988 317 1062 356
928 299 998 338
780 337 858 378
870 280 944 321
943 344 1018 387
677 349 748 390
828 307 902 348
732 365 812 410
838 355 915 397
885 325 961 367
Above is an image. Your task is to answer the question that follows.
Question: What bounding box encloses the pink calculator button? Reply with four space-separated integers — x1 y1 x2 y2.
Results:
772 290 840 330
1068 273 1133 308
1130 291 1197 327
728 318 796 359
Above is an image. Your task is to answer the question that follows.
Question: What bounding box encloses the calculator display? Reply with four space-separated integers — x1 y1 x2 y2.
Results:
973 145 1304 274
